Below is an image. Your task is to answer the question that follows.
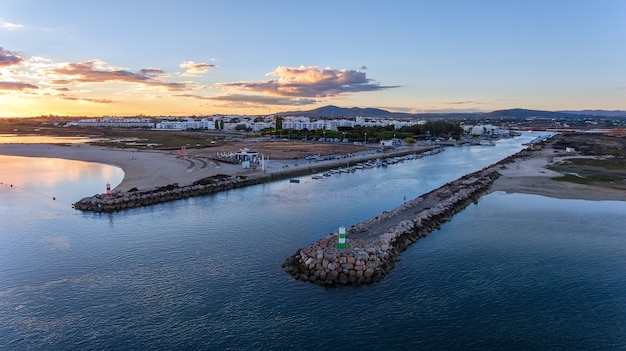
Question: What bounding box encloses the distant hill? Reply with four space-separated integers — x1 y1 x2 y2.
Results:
278 105 414 118
483 108 579 119
276 105 626 120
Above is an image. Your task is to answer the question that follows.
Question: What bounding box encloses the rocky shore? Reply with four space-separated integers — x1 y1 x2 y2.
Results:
72 174 262 212
282 166 501 287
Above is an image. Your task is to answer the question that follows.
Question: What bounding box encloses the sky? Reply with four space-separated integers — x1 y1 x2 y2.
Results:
1 0 625 118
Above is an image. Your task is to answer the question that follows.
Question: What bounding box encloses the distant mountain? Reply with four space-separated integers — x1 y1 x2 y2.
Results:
276 105 626 120
278 105 414 118
483 108 580 119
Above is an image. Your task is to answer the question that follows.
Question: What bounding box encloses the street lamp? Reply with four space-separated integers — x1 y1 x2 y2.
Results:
323 130 326 142
364 132 367 144
342 132 346 142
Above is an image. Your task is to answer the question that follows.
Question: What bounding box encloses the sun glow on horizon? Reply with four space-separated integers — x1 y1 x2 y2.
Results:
1 2 625 117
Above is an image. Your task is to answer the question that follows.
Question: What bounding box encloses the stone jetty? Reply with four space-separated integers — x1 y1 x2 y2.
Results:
73 174 262 212
281 166 502 287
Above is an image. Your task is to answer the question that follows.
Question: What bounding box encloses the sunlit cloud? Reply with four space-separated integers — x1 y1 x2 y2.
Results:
139 68 165 76
0 48 25 67
217 65 398 98
0 47 402 116
1 22 24 31
0 81 39 91
41 235 70 250
180 61 216 76
48 61 187 90
446 100 474 105
57 94 112 103
207 93 316 106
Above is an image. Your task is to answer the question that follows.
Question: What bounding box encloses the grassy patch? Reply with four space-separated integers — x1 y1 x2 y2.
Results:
565 157 626 170
553 173 624 185
587 174 624 182
552 174 589 184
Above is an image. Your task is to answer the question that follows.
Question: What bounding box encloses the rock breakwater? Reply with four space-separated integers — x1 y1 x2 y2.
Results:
73 174 262 212
282 167 501 287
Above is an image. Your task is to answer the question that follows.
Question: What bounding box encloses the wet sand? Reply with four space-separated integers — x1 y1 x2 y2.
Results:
490 148 626 201
0 143 246 192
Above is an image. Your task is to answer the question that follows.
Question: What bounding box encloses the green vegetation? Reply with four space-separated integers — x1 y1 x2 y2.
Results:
260 120 463 142
86 129 234 150
553 173 624 185
547 133 626 189
399 120 465 139
560 157 626 170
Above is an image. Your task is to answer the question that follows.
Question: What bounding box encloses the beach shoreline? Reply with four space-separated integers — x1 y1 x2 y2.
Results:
0 142 428 193
490 147 626 201
2 140 625 202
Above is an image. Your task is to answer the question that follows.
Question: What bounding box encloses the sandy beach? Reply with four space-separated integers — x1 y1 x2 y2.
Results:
0 143 249 192
2 142 625 202
490 148 626 201
0 142 402 192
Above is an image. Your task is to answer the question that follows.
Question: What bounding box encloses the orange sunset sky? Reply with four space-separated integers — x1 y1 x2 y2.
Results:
1 0 625 118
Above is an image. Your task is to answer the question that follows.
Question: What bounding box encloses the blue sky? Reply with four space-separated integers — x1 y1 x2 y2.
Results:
1 0 625 117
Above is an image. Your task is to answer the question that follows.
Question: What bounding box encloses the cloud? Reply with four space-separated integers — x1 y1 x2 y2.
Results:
175 94 213 100
180 61 216 76
209 94 316 106
0 81 39 91
0 47 25 67
48 61 187 90
57 94 112 103
446 100 474 105
139 68 165 76
217 65 398 98
177 93 316 106
2 22 24 31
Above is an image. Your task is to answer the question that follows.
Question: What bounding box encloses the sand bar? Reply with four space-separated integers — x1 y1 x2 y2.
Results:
490 147 626 201
0 143 246 191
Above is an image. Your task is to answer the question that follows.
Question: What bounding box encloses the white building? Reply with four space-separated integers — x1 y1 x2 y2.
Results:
66 117 155 128
155 117 214 130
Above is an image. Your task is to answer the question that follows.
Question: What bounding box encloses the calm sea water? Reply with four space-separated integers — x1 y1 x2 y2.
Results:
1 134 625 350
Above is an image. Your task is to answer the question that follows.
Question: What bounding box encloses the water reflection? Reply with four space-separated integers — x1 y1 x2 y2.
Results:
0 134 98 144
0 155 123 203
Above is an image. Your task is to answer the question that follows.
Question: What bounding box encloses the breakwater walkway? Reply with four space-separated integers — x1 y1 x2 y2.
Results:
72 174 263 212
282 164 504 287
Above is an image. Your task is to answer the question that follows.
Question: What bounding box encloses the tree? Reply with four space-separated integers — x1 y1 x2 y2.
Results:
275 116 283 130
235 124 252 132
